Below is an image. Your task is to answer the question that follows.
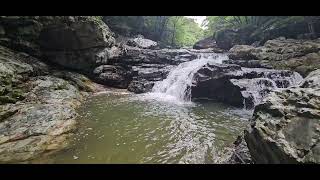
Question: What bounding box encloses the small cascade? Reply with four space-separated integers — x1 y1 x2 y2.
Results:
148 53 227 104
241 71 304 110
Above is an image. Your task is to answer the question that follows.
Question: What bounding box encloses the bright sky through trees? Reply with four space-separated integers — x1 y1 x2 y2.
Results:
185 16 207 29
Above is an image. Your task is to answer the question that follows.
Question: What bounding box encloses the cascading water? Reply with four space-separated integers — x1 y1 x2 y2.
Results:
145 53 228 104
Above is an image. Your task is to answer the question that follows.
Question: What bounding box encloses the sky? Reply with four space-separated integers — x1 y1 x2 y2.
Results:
185 16 207 29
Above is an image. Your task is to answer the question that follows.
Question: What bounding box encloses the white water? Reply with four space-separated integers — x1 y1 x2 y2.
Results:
142 53 228 105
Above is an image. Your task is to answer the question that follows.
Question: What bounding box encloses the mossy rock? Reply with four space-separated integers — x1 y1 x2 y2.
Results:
0 106 18 122
0 96 18 104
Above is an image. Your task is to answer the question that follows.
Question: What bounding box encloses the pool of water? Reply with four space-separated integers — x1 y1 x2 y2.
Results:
49 90 250 164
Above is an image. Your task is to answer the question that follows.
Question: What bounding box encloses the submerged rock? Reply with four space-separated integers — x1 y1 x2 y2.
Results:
244 69 320 163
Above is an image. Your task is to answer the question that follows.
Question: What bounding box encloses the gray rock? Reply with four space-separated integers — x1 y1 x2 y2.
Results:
93 65 132 88
228 38 320 77
0 76 88 163
127 36 158 49
244 69 320 163
193 36 217 49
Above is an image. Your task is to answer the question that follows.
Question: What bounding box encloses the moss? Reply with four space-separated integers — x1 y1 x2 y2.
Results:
0 108 18 122
0 95 18 104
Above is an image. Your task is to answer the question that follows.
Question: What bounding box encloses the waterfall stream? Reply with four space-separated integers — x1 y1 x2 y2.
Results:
145 53 228 104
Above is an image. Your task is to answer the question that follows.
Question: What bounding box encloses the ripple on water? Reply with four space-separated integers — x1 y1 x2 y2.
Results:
50 92 248 164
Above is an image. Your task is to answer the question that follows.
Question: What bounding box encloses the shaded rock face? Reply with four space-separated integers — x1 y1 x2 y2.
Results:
191 63 303 109
215 27 256 50
228 38 320 77
244 69 320 163
0 16 103 58
40 18 119 72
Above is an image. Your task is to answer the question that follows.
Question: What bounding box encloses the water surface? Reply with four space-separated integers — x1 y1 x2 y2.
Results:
51 90 249 164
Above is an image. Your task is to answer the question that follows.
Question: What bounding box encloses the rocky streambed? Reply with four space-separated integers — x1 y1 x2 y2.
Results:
1 16 320 164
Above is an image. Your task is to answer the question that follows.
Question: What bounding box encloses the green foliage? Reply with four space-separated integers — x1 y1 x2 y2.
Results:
204 16 320 40
103 16 205 47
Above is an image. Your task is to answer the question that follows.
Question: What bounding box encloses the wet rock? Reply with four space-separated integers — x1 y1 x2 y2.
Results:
244 69 320 163
191 63 303 109
215 135 252 164
127 79 155 94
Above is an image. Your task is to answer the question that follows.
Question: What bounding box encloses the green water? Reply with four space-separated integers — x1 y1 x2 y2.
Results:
50 90 249 164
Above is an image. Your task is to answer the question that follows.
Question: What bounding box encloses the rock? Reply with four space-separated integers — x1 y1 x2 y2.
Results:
0 45 49 105
40 18 120 72
126 64 175 93
214 135 252 164
127 79 155 94
0 25 5 36
244 69 320 163
228 38 320 77
127 36 158 49
131 64 174 81
0 76 87 163
39 21 115 51
193 36 217 49
215 29 240 50
114 46 198 65
52 71 97 92
191 63 303 109
93 65 132 88
224 59 273 69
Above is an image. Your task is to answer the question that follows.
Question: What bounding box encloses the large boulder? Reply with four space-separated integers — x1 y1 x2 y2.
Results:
215 27 256 50
39 21 115 50
40 18 120 72
191 63 303 109
228 37 320 77
244 69 320 163
193 36 217 49
127 35 158 49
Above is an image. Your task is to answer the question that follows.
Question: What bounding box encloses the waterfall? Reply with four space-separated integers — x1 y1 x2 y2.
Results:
147 53 227 104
